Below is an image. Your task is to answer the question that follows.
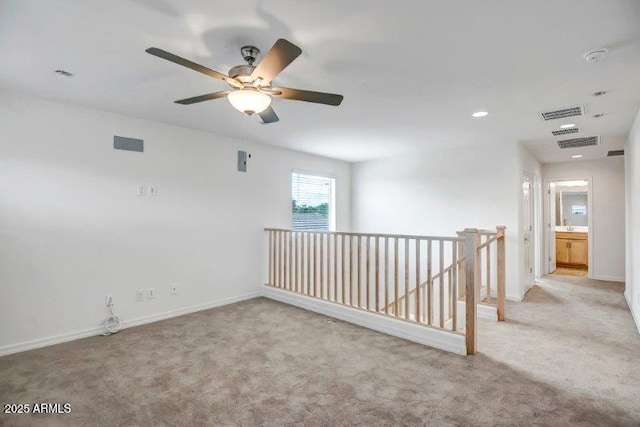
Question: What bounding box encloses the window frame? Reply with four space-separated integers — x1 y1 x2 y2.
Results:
290 169 336 232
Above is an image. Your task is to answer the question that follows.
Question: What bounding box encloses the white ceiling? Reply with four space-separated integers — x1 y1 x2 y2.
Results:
1 0 639 163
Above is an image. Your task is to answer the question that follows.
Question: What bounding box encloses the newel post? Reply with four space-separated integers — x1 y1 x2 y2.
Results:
464 228 480 355
496 226 506 321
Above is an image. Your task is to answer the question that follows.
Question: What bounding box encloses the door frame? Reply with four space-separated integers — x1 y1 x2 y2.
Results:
521 171 536 292
543 177 594 277
533 175 544 279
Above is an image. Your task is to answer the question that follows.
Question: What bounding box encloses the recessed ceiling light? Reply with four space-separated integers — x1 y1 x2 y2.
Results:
54 69 73 77
560 123 576 129
572 155 583 159
472 111 488 118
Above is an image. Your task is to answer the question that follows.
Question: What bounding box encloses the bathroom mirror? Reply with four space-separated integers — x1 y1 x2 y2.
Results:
555 190 588 227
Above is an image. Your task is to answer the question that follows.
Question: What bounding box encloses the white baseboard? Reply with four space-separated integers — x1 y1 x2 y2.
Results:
0 326 105 358
507 292 525 302
624 292 640 336
591 275 625 283
261 285 466 355
455 301 498 322
120 291 260 330
0 291 260 357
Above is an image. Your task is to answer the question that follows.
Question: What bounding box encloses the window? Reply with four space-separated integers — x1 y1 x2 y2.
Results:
291 172 335 231
572 205 587 215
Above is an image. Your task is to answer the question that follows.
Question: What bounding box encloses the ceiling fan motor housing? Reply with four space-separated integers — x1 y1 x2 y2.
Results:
228 64 256 83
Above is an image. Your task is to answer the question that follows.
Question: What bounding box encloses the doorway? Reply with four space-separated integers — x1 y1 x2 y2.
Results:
546 179 591 277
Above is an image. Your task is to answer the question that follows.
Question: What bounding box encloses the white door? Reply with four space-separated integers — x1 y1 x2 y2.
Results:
548 182 557 273
522 174 534 288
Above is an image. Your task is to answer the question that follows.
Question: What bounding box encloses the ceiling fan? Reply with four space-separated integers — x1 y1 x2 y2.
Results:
145 39 343 124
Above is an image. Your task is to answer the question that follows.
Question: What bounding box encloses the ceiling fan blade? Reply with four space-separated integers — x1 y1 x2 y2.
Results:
272 87 343 106
175 91 230 105
146 47 242 88
258 106 279 124
251 39 302 84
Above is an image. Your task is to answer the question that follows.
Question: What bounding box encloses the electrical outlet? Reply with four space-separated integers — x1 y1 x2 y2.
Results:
170 284 178 295
148 288 155 299
105 295 113 306
136 290 145 302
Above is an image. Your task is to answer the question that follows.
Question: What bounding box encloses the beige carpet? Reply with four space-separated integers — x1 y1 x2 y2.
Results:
1 275 639 426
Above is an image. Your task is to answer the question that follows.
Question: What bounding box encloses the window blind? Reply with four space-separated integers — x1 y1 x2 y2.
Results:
291 172 332 231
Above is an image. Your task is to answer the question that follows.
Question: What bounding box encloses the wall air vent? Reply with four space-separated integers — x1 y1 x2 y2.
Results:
114 135 144 152
538 105 585 121
607 150 624 157
556 136 599 149
551 128 579 136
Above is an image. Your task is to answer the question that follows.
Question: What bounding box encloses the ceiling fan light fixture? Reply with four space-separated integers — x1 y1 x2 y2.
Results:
227 89 271 115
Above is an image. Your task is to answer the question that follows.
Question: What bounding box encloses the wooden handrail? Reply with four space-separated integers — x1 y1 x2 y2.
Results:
476 235 498 250
384 257 466 313
264 228 462 242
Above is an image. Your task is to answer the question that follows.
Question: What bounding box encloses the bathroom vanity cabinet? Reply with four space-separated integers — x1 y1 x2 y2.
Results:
556 231 588 268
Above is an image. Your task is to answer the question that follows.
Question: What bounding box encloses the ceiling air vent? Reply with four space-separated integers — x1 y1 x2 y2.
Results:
551 128 579 136
539 105 585 121
556 136 599 149
607 150 624 157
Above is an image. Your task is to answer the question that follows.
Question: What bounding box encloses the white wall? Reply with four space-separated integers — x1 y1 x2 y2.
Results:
625 108 640 333
0 89 351 353
542 158 625 281
350 141 525 300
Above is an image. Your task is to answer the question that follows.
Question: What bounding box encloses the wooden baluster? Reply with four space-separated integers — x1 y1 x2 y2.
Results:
405 238 410 320
312 233 317 297
497 226 506 321
457 231 465 299
320 233 325 299
415 239 421 323
349 236 355 305
448 263 453 322
274 231 278 287
357 236 362 307
366 236 371 310
384 237 389 314
427 239 432 325
327 233 331 300
439 240 445 328
486 235 491 304
452 241 458 331
302 232 311 295
333 234 338 302
293 232 298 292
464 229 479 355
289 232 293 291
394 237 399 317
268 230 273 286
375 237 380 312
284 231 289 290
279 231 284 288
342 234 346 304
